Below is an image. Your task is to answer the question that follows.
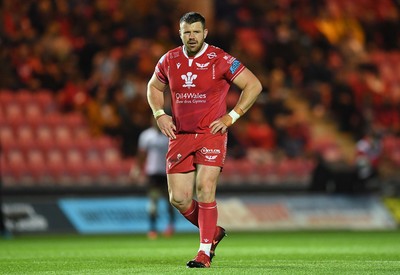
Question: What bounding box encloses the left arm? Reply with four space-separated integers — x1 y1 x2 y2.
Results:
210 68 262 134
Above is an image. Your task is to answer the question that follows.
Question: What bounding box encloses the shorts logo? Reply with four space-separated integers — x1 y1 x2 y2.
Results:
205 155 218 161
201 147 220 163
168 153 182 168
200 147 221 155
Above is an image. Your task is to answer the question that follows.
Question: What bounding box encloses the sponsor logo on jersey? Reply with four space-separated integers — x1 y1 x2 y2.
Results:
212 64 216 79
230 60 241 74
181 72 197 88
207 52 217 59
175 92 206 104
223 55 236 64
176 93 206 100
195 62 210 70
177 62 181 69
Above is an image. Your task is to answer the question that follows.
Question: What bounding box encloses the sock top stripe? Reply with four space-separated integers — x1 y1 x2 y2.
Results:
198 201 217 210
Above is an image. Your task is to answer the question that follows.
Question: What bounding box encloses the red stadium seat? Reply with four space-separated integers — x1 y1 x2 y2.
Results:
0 90 15 108
54 125 73 143
35 90 56 114
0 124 15 147
1 161 29 187
65 148 85 166
5 103 24 121
36 125 54 145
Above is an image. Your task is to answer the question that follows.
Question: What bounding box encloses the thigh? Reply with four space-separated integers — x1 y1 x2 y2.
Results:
195 164 221 202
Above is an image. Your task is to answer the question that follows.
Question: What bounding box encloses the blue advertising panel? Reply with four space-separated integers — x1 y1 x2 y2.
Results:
58 197 196 234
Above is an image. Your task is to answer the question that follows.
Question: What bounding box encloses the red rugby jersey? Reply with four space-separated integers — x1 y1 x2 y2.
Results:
154 43 245 134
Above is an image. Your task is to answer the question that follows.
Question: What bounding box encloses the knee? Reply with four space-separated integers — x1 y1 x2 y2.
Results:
169 195 192 212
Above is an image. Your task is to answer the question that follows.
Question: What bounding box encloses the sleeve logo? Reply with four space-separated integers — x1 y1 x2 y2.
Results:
229 60 241 74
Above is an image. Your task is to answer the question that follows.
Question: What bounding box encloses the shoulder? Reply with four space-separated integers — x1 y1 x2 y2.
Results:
204 45 226 59
207 45 238 64
160 47 183 63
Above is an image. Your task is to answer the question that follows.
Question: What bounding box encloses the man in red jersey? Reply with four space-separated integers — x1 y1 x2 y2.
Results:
147 12 262 268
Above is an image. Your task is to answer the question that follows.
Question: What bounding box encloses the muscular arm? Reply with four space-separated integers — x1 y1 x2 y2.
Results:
231 68 263 114
147 74 177 139
147 73 167 113
210 68 262 134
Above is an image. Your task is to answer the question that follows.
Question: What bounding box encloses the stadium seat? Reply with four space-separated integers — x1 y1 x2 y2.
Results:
26 148 46 166
256 162 280 185
47 161 76 186
0 124 15 146
220 159 245 185
0 90 15 107
3 147 26 168
54 124 73 144
1 161 30 187
36 125 54 145
64 163 92 186
64 112 86 127
14 123 34 138
5 103 24 121
25 102 43 120
74 127 91 142
35 90 56 114
65 148 85 166
45 147 65 166
103 147 122 164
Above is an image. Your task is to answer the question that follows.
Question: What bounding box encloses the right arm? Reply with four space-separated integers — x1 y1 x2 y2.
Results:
147 73 177 139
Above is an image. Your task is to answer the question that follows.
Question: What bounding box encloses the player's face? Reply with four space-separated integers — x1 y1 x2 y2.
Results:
179 22 208 57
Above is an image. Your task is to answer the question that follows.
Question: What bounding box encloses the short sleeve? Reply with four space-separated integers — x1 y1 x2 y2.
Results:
155 53 169 84
221 53 245 82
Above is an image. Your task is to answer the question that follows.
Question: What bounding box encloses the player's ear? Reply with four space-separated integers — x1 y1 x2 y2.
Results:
204 29 208 39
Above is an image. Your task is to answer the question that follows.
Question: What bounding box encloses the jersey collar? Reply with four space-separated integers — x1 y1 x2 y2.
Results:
182 43 209 59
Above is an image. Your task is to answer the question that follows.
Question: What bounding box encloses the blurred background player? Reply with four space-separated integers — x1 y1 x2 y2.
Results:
131 120 175 239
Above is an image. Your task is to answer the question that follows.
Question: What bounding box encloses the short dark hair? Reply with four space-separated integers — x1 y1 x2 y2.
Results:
180 12 206 28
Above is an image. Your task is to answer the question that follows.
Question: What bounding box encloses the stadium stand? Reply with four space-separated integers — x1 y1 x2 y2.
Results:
0 0 399 195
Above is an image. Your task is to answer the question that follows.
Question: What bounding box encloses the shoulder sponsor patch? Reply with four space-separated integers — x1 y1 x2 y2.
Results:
230 60 241 74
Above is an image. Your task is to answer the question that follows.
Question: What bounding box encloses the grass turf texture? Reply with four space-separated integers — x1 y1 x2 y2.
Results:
1 231 400 274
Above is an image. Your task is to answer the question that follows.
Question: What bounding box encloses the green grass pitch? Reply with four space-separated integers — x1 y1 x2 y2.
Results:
1 230 400 274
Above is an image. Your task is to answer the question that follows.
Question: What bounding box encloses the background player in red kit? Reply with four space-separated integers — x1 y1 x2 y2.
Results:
147 12 262 268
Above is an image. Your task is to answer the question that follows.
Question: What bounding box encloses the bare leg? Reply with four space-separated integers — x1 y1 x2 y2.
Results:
167 171 196 212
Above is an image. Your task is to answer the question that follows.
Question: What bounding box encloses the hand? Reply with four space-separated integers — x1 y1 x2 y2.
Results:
156 115 177 139
209 114 232 134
